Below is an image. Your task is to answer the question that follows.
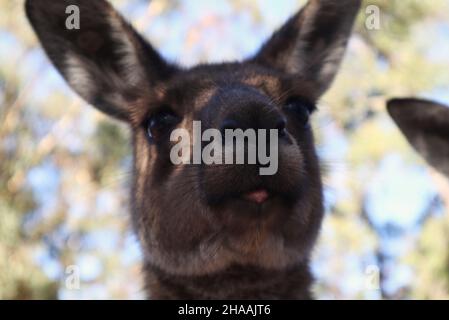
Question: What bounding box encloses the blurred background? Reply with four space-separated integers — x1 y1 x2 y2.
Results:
1 0 449 299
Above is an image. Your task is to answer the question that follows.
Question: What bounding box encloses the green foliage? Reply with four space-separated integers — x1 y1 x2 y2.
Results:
407 217 449 299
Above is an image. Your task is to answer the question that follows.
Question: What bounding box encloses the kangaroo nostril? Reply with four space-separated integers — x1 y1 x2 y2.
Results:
220 119 240 134
276 118 287 137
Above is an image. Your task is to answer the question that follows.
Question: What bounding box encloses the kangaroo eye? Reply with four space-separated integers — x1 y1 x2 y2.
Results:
146 109 180 143
283 97 315 128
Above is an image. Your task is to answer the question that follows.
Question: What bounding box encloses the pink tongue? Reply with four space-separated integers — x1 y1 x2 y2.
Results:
244 189 269 204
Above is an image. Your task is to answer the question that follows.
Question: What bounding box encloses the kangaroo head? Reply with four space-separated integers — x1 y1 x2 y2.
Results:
388 98 449 178
26 0 361 298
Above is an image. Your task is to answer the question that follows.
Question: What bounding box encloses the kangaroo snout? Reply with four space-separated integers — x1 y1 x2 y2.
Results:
195 86 304 209
210 87 286 134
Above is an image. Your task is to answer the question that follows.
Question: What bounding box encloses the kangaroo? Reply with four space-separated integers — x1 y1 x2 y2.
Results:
388 98 449 178
25 0 361 299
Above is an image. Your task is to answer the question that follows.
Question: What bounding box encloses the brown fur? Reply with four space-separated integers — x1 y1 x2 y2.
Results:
26 0 361 299
388 98 449 178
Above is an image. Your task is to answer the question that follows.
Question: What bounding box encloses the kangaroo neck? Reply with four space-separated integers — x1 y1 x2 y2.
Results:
144 262 313 299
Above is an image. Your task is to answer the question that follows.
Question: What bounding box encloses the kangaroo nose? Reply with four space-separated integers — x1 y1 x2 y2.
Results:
219 102 287 137
220 119 240 133
201 85 288 138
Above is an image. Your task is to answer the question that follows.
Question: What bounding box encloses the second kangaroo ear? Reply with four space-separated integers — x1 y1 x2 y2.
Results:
388 98 449 178
252 0 361 97
26 0 177 122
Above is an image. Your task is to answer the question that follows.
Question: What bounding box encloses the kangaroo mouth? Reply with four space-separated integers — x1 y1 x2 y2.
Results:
205 185 299 215
242 189 270 204
200 166 304 210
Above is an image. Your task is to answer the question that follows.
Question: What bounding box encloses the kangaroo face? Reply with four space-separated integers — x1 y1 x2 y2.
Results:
131 65 324 275
26 0 361 287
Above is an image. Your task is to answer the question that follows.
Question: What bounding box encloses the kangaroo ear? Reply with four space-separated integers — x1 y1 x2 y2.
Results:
26 0 176 122
252 0 361 96
388 98 449 178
